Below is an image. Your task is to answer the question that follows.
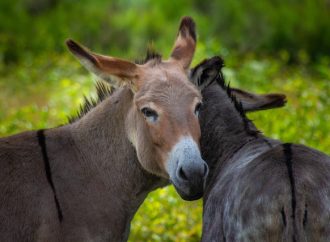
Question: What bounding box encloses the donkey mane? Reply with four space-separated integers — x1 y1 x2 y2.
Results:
68 81 114 123
210 60 259 136
68 48 162 123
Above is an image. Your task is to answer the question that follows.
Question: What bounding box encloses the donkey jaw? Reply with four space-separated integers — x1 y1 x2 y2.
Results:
166 137 209 201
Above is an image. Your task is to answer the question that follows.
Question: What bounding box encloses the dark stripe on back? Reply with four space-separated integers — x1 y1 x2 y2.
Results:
37 129 63 222
283 143 296 242
281 207 287 227
303 204 308 228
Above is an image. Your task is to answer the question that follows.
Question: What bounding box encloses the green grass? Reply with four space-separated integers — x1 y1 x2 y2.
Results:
1 53 329 241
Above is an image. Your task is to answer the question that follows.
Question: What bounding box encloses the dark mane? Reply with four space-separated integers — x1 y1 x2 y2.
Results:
68 48 162 123
135 45 162 65
68 81 114 123
212 62 259 136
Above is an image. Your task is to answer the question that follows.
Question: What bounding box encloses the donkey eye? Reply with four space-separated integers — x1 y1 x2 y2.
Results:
194 102 202 116
141 107 158 123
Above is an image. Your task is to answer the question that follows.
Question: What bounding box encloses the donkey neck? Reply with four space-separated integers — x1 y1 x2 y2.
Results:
200 84 274 189
48 87 167 241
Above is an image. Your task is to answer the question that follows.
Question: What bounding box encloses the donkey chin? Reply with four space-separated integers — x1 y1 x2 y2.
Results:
166 137 209 201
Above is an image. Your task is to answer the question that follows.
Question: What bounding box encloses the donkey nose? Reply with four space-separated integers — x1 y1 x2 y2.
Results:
166 136 209 200
178 166 188 181
177 160 208 182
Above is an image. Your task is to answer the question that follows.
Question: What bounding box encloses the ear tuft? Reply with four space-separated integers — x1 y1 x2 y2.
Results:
190 56 224 90
170 16 197 70
205 56 224 70
66 39 98 65
178 16 196 41
262 93 287 109
66 39 140 90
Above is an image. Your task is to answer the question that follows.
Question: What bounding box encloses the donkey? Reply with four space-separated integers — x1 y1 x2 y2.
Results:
0 17 210 242
189 56 330 242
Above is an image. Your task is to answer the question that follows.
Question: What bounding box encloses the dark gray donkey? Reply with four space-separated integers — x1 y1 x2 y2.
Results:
0 17 209 241
189 56 330 242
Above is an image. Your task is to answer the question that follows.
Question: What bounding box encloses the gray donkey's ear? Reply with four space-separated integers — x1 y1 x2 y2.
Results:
190 56 287 112
231 88 287 112
189 56 224 90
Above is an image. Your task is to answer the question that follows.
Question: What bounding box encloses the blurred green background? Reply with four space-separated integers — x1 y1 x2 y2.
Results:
0 0 329 241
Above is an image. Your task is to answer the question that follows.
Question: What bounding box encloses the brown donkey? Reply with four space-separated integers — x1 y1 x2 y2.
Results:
0 17 208 241
190 57 330 242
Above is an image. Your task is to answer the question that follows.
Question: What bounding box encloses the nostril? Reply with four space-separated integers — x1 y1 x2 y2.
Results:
179 166 188 181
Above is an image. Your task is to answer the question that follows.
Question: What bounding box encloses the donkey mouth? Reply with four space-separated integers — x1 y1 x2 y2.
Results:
173 183 204 201
169 160 208 201
171 167 207 201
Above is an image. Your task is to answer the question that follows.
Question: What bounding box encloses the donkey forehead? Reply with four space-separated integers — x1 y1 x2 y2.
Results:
140 61 188 82
135 75 201 107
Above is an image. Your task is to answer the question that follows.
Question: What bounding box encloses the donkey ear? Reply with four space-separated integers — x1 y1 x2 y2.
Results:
190 56 224 90
170 16 197 70
66 39 140 90
231 88 287 112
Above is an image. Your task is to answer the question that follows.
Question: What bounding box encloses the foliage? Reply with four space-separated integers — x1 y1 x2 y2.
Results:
0 0 329 64
0 0 329 241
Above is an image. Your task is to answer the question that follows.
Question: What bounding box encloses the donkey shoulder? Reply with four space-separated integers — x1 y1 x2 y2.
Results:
0 130 51 199
0 130 44 169
0 130 62 240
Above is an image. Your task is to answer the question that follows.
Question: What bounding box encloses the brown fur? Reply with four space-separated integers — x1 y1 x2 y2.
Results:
131 77 201 176
0 16 207 241
66 17 204 180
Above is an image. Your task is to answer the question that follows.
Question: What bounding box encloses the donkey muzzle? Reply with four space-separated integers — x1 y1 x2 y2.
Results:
166 137 209 201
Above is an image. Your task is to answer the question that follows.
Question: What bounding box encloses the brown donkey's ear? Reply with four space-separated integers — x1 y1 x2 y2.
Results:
66 39 140 90
231 88 287 112
170 16 197 70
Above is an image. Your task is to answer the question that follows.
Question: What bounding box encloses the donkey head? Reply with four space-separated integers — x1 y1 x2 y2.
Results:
66 17 208 200
189 56 287 112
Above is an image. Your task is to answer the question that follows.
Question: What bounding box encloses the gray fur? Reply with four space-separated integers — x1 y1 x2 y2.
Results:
191 60 330 242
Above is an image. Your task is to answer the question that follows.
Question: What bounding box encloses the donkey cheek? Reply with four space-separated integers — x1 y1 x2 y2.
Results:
154 148 172 178
190 121 202 144
137 144 170 179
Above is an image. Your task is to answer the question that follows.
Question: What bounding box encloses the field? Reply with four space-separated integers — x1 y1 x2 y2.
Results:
0 0 329 241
